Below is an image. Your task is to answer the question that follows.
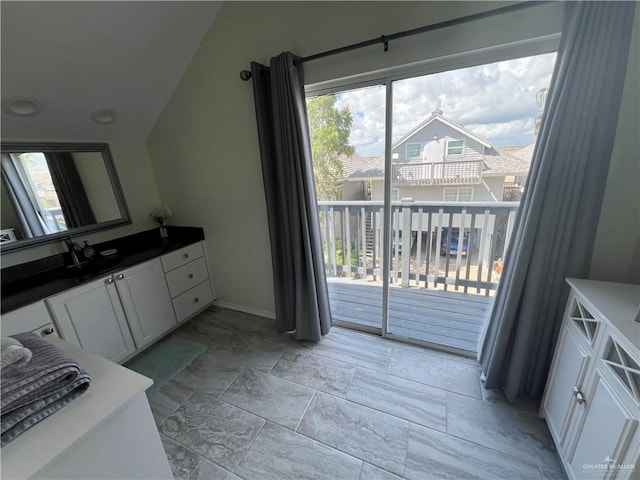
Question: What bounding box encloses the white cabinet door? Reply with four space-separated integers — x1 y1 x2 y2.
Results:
542 324 592 450
565 369 639 480
46 278 136 364
114 258 177 350
1 301 57 337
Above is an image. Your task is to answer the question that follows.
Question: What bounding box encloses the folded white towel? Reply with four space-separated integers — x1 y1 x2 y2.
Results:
1 337 32 369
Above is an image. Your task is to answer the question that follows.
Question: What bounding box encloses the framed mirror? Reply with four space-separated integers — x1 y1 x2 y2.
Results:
0 142 130 253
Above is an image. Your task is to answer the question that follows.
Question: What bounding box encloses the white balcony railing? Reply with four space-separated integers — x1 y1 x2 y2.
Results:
317 200 519 295
391 160 483 185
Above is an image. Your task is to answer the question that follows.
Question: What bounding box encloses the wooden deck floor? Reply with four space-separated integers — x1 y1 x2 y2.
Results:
327 278 492 353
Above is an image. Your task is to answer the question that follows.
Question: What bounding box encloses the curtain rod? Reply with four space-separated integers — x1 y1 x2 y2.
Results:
239 1 552 81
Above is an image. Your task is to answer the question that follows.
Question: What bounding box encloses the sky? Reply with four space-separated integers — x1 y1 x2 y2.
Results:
334 52 557 157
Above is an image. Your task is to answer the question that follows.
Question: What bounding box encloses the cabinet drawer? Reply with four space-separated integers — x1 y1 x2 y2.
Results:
161 242 204 272
172 281 214 322
166 257 209 298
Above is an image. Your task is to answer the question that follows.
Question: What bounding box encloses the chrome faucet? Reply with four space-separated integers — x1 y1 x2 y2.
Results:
64 236 83 268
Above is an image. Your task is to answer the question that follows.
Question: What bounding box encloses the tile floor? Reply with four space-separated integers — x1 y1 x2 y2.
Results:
145 306 567 480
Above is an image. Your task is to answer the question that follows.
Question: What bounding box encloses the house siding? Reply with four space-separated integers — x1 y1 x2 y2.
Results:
394 121 485 163
370 176 504 202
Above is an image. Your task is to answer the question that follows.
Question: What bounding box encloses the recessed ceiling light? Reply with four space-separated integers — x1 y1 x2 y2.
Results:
1 96 44 117
91 109 118 124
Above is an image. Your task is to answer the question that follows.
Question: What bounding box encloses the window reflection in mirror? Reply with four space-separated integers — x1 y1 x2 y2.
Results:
0 143 130 252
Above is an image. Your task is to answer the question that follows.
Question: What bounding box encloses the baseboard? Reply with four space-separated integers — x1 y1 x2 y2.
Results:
213 300 276 320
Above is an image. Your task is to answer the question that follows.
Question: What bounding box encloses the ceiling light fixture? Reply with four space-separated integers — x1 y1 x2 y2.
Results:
1 96 44 117
91 109 118 125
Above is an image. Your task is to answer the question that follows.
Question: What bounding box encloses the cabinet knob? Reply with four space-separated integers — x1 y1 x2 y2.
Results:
187 273 194 279
43 327 55 336
193 297 199 303
183 253 189 259
572 386 586 405
115 273 124 280
105 277 114 284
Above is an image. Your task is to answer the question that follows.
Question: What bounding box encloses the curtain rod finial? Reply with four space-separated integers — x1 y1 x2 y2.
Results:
240 70 252 81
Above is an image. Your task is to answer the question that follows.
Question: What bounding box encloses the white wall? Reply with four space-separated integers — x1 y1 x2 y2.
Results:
589 8 640 284
1 141 162 267
73 152 120 223
146 0 565 316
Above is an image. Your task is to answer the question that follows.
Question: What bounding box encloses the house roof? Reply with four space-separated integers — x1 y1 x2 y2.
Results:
339 152 375 177
394 111 493 150
343 116 535 180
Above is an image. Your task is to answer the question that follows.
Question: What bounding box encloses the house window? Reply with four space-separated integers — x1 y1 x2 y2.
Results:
443 187 473 202
405 143 421 158
446 139 465 156
391 188 399 201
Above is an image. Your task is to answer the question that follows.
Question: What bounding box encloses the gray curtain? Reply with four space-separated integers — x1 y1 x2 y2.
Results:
46 153 96 228
479 1 636 402
1 153 47 238
250 52 332 341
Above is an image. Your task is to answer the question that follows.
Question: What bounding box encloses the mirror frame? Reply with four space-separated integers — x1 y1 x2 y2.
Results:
0 142 131 253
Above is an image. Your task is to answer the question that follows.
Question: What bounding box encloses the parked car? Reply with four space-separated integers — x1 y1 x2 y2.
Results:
440 228 469 256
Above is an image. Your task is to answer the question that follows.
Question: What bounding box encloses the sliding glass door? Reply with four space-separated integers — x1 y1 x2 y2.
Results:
308 49 556 353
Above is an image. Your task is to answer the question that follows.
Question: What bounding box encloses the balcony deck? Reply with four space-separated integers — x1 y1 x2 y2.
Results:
327 277 492 353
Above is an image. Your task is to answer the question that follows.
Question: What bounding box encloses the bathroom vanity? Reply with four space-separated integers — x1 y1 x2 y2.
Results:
1 227 215 364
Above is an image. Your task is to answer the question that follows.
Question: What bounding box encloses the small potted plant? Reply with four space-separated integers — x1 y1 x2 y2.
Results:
150 207 171 239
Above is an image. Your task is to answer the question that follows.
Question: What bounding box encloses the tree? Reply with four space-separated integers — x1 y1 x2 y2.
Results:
306 95 354 201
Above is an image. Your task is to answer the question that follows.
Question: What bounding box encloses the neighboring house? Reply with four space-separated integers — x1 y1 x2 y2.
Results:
341 109 532 203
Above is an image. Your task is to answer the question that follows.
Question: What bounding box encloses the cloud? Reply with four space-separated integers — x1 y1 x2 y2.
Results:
331 52 556 156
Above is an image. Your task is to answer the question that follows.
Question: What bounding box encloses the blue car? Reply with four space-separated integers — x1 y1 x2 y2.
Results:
441 228 469 256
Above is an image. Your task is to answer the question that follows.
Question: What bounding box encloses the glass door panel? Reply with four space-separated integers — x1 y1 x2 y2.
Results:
307 84 386 331
385 53 556 353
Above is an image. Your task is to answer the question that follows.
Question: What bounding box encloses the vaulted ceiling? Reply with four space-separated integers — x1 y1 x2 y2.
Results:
1 1 222 141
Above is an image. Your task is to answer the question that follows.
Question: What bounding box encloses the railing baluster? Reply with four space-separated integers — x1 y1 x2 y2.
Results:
443 210 454 291
486 211 500 296
454 208 467 290
401 202 412 288
464 213 477 294
425 212 432 287
393 206 400 285
328 207 337 276
345 207 352 278
433 208 444 288
360 207 366 278
477 209 490 294
503 209 517 261
415 207 423 288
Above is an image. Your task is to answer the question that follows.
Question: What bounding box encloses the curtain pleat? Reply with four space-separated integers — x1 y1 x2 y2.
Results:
251 53 332 341
479 1 636 402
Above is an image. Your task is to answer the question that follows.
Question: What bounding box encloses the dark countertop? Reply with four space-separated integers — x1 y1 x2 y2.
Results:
1 226 205 314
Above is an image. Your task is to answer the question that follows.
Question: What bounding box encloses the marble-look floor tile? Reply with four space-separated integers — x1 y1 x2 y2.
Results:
236 422 362 480
148 390 180 426
160 434 202 480
346 368 447 431
159 393 265 470
270 351 356 397
297 392 409 476
540 467 568 479
387 346 482 398
220 368 315 429
203 308 279 337
359 463 403 480
170 352 244 397
159 378 194 404
406 423 546 480
446 392 561 469
189 459 241 480
306 328 393 371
